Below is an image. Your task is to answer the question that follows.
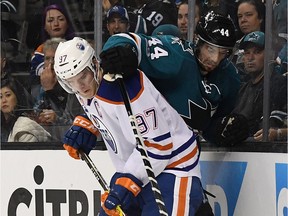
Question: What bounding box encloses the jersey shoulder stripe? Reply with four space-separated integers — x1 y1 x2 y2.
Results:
96 70 144 104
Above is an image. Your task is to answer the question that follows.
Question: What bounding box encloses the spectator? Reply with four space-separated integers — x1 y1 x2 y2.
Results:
30 3 75 99
233 31 287 141
34 37 83 127
234 0 266 81
1 78 51 142
106 5 130 36
102 0 115 12
273 0 287 75
254 119 288 142
236 0 265 38
136 0 178 35
275 37 287 75
273 0 287 40
101 11 249 146
34 38 68 125
177 0 202 40
177 0 189 40
102 2 147 43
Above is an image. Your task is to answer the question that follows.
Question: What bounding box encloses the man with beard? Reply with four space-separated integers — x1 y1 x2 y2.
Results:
100 11 249 146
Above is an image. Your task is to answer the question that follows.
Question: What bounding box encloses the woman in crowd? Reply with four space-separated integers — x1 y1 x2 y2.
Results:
30 3 75 99
236 0 265 38
234 0 265 81
1 78 51 142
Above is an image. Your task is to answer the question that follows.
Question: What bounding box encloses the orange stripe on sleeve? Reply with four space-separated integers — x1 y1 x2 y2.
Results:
166 145 198 169
144 140 173 151
35 43 44 53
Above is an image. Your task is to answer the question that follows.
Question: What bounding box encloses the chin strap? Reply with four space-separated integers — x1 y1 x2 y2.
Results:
57 76 75 94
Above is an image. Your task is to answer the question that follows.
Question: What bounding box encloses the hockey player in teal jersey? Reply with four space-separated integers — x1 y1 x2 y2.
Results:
100 11 249 146
54 37 214 215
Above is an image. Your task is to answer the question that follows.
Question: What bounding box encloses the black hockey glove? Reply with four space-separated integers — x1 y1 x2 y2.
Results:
100 45 138 78
214 113 249 146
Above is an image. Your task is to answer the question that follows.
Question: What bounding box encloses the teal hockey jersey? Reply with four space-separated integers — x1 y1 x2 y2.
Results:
102 33 241 144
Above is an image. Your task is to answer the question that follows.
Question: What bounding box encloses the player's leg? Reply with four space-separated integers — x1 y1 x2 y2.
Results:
168 175 203 215
140 173 203 215
187 176 205 215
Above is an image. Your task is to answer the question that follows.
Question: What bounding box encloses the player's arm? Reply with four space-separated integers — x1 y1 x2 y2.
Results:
202 63 249 146
102 33 189 78
203 113 249 147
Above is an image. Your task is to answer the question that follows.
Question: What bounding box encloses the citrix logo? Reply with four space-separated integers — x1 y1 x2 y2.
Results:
200 161 247 216
275 163 288 216
7 165 101 216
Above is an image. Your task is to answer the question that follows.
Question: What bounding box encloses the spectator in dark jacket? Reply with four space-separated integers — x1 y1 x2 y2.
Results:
233 31 287 141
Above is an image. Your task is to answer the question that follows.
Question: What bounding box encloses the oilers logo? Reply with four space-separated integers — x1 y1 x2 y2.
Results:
90 114 118 153
90 114 100 128
76 41 85 51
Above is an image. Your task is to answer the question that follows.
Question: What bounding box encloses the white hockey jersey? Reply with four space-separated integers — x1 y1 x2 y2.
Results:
76 70 201 185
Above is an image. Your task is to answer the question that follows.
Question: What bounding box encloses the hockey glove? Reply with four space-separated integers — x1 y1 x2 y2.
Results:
102 173 142 215
100 45 138 78
63 114 99 159
214 113 249 146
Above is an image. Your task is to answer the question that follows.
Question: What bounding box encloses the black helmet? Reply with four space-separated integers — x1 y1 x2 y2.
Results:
196 11 236 49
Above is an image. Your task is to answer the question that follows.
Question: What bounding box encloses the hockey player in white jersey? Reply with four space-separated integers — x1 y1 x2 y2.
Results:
54 37 213 216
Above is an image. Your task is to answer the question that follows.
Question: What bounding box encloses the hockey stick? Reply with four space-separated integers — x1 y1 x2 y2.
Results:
108 74 168 216
78 150 125 216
